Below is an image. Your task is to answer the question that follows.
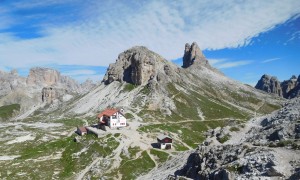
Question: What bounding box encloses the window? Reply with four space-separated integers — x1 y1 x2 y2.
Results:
111 115 117 119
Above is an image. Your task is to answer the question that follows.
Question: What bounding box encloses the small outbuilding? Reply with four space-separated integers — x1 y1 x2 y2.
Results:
77 126 87 136
157 134 172 149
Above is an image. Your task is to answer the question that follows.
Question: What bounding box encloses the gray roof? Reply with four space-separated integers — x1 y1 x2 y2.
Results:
157 134 171 140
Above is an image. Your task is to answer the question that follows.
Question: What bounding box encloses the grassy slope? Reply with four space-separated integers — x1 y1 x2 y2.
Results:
104 146 156 180
150 149 169 163
139 120 228 149
119 150 155 180
0 134 120 179
167 83 248 120
0 104 20 119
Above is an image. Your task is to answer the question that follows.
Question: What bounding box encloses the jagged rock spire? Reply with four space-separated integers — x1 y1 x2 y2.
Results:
182 42 210 68
255 74 283 97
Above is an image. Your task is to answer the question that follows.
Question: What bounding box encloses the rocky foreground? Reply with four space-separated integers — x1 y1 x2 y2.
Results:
142 97 300 180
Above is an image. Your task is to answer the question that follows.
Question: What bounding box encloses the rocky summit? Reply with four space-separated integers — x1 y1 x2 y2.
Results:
255 74 300 99
182 42 210 68
255 74 282 97
102 46 175 85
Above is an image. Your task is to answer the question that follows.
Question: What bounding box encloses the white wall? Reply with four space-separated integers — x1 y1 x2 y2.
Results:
109 112 126 127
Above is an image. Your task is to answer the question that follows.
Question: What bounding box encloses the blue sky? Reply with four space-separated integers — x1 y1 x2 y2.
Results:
0 0 299 84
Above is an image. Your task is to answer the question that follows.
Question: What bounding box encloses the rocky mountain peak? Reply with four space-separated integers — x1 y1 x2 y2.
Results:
103 46 171 86
255 74 300 99
182 42 210 68
255 74 282 97
26 67 60 87
290 75 297 80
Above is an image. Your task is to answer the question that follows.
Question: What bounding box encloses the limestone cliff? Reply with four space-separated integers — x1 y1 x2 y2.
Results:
182 42 210 68
27 67 60 87
255 74 283 97
255 74 300 99
102 46 177 86
0 67 95 115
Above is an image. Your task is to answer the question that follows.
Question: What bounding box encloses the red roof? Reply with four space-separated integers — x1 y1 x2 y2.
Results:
78 126 87 132
97 109 119 118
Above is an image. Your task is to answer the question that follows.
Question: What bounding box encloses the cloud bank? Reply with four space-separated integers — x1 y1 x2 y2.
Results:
0 0 299 70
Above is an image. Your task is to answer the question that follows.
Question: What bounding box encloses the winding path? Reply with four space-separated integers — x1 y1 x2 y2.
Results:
76 157 101 180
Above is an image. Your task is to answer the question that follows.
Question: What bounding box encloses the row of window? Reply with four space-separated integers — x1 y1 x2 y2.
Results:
111 114 124 119
111 123 126 126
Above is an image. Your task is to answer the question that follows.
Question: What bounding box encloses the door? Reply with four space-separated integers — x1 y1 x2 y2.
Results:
166 144 171 149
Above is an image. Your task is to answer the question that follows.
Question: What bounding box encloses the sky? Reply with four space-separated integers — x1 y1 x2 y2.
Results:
0 0 299 85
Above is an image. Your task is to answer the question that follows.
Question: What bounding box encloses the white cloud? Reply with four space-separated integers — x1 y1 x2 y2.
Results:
216 60 253 69
208 59 227 66
0 0 299 68
261 58 281 63
61 69 97 76
208 58 253 69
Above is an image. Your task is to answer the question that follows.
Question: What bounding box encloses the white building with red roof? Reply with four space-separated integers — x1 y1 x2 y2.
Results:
97 108 126 128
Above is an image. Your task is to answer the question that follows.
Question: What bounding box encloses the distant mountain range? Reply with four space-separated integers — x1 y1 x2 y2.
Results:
255 74 300 99
0 67 96 117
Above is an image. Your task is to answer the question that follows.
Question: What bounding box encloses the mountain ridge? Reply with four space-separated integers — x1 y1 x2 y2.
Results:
255 74 300 99
0 67 96 118
69 42 282 121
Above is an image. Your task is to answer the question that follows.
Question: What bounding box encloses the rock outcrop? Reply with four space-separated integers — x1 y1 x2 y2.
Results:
255 74 300 99
248 98 300 144
103 43 213 87
0 67 96 115
169 97 300 180
182 42 210 68
282 75 300 99
27 67 60 87
0 70 26 97
102 46 174 85
255 74 282 97
81 79 97 93
26 67 82 93
281 75 298 97
41 87 67 104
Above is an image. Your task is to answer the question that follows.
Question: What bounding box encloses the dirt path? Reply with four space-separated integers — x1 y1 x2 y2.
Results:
224 118 260 145
147 150 158 170
76 157 101 180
